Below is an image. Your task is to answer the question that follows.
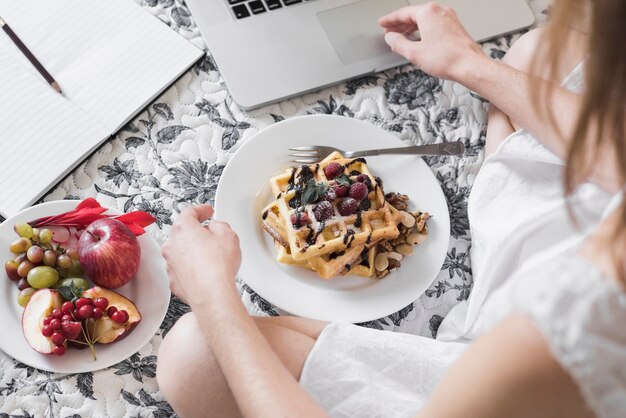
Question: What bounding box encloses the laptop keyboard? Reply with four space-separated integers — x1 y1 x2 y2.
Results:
227 0 307 19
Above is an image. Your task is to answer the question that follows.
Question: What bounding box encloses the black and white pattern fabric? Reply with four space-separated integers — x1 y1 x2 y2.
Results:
0 0 551 416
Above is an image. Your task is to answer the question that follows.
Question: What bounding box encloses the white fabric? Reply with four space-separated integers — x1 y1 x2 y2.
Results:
484 249 626 418
300 249 626 418
299 62 626 417
436 61 612 342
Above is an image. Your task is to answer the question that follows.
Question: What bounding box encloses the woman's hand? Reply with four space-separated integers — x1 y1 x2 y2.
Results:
379 2 485 82
161 204 242 306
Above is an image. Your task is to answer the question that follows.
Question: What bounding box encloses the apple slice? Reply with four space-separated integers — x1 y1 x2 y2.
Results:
82 287 141 344
22 289 64 354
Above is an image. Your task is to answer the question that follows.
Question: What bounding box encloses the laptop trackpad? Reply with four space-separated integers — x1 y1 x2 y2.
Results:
317 0 408 65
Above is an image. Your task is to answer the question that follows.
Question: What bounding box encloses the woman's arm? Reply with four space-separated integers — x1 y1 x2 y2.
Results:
380 3 620 192
418 314 593 418
161 206 329 418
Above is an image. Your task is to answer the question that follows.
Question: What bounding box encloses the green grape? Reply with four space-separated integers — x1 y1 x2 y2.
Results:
57 254 73 269
17 287 36 307
9 238 32 254
17 260 35 278
27 266 59 289
43 250 57 267
65 248 79 260
13 223 33 239
66 260 84 277
26 245 44 264
39 229 53 244
54 277 91 292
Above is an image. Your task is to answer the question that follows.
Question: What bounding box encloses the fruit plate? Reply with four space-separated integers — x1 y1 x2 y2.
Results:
0 200 171 374
215 115 450 323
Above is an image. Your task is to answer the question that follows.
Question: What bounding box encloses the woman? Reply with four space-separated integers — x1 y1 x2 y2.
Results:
157 1 626 417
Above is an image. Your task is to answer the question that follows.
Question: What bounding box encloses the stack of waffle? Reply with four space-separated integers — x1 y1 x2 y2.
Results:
261 152 427 279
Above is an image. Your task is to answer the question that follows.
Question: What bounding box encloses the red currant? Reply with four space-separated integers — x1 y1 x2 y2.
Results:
93 307 104 320
93 297 109 310
77 305 94 320
61 321 82 340
51 308 63 319
106 306 118 317
61 314 73 323
61 301 75 314
51 331 66 346
50 318 62 331
53 345 66 356
111 310 129 324
75 298 93 309
43 316 53 326
41 325 53 337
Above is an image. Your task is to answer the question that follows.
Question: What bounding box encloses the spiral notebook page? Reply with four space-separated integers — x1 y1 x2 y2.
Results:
0 0 203 132
0 54 109 217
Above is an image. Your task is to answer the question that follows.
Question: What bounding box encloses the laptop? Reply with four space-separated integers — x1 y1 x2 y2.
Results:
185 0 535 110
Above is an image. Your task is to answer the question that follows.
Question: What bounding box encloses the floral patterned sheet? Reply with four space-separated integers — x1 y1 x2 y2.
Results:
0 0 550 416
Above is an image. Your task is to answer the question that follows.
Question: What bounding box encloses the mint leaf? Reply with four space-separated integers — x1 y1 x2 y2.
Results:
302 181 329 205
335 174 351 188
56 285 75 301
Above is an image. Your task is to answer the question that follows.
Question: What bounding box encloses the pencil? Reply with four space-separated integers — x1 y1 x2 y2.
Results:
0 16 62 94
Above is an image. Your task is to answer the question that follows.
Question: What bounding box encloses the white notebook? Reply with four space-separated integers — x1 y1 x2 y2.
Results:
0 0 203 219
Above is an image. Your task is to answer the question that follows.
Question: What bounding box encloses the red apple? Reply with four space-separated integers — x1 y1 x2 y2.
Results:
82 286 142 344
78 218 141 289
22 289 65 354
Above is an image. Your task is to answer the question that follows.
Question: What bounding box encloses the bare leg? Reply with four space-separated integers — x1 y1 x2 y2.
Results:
484 28 588 158
157 313 327 418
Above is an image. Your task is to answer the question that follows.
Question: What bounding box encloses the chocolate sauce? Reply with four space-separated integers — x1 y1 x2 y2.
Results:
262 210 268 220
307 221 325 245
287 168 297 190
355 210 362 228
329 251 345 260
343 229 356 249
344 263 352 272
343 158 367 171
365 233 372 245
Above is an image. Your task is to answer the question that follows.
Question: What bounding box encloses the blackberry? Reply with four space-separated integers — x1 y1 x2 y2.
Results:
314 201 334 221
324 162 343 180
356 174 372 188
349 182 368 201
290 211 309 228
338 198 358 216
334 185 349 198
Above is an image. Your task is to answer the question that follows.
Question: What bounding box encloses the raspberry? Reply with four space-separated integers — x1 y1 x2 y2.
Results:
333 185 349 198
323 188 337 202
314 201 334 222
349 182 368 201
324 162 343 180
290 211 309 228
338 198 358 216
356 174 372 188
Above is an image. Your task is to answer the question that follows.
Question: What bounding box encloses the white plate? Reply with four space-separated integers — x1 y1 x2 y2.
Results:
215 115 450 323
0 200 170 374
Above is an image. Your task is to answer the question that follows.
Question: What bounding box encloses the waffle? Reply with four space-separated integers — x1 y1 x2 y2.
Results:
267 152 399 262
264 200 378 278
261 152 401 279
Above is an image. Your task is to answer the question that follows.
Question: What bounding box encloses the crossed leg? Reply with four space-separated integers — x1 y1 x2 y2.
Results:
157 312 327 418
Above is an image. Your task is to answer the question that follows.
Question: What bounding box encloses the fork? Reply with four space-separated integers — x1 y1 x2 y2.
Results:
289 141 465 164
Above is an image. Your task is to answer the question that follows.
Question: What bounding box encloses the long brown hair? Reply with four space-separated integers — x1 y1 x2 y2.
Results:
536 0 626 283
